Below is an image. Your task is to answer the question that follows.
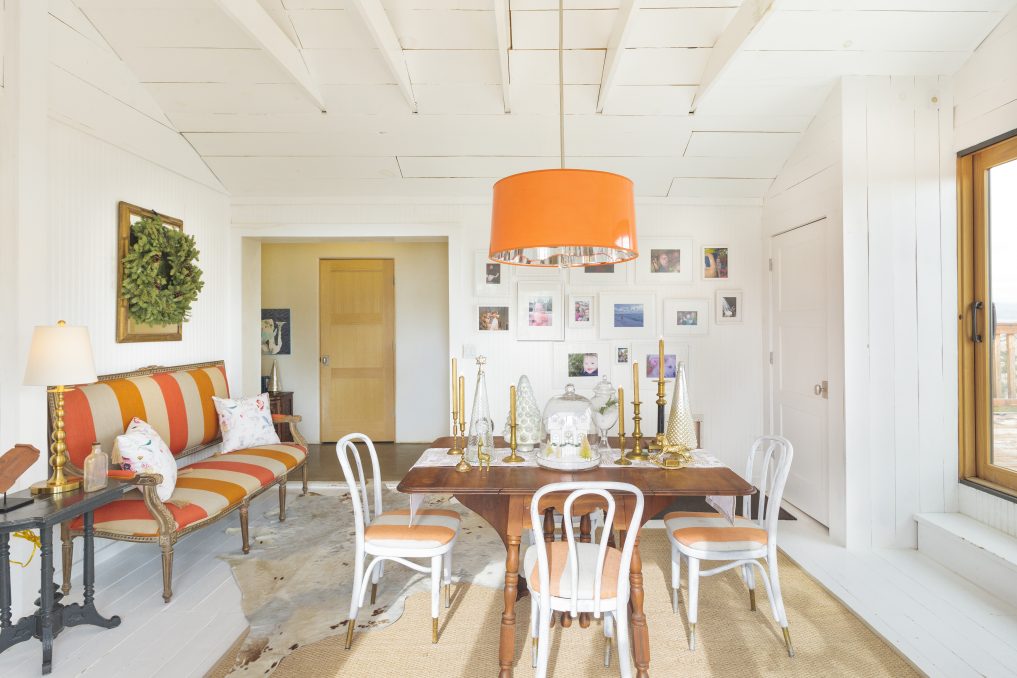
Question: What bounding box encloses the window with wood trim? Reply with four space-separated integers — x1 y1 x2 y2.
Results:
959 134 1017 497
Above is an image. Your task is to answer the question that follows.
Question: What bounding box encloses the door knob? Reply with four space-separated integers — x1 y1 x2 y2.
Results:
814 381 828 398
320 355 330 366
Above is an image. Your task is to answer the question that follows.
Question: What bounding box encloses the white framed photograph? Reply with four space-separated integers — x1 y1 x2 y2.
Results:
567 294 596 329
631 341 690 383
702 245 730 280
634 238 693 285
569 262 630 285
552 342 610 388
612 342 632 365
662 298 709 336
476 304 510 332
516 281 564 341
598 292 656 340
715 289 743 324
475 251 512 296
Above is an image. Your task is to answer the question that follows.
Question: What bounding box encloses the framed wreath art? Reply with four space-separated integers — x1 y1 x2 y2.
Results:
116 201 204 343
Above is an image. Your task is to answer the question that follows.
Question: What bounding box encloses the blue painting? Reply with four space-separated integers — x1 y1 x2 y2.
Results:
613 303 645 328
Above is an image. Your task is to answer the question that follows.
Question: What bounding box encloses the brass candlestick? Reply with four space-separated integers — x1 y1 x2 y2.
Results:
648 339 667 453
449 360 462 454
630 391 648 461
613 386 631 465
503 385 524 463
454 405 471 472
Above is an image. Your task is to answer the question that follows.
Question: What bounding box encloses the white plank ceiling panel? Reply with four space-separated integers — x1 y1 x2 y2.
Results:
70 0 1016 197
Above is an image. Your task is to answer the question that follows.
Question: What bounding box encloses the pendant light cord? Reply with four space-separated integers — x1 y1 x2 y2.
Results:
559 0 565 170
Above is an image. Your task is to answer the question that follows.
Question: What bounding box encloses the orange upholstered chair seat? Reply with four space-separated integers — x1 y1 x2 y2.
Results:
663 511 768 553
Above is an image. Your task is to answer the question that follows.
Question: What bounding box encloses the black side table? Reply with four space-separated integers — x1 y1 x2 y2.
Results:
0 480 132 674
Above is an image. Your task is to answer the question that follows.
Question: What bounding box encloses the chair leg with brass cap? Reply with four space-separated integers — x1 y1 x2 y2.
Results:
444 551 452 609
687 557 700 650
344 620 355 650
783 626 795 657
743 564 757 611
432 617 438 644
370 582 378 605
430 555 441 644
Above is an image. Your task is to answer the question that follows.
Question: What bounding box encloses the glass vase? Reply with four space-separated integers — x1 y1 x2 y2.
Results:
590 377 619 453
466 357 495 464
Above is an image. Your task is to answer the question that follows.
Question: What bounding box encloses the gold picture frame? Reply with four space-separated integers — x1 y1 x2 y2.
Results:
116 201 184 343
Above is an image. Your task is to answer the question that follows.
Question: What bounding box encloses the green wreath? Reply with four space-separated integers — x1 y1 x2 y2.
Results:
121 215 204 325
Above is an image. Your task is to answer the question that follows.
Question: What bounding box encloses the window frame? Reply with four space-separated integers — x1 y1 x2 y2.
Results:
958 133 1017 497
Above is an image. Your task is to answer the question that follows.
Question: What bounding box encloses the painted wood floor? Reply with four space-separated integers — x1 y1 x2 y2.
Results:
2 490 260 678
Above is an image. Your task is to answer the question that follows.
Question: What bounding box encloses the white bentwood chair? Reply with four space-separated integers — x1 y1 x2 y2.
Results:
665 436 795 657
524 481 644 678
337 433 460 650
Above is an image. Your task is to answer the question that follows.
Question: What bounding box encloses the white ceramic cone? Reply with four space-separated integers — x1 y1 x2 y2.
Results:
511 375 541 452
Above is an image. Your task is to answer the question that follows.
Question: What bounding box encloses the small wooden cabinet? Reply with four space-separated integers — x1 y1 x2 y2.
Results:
269 391 294 442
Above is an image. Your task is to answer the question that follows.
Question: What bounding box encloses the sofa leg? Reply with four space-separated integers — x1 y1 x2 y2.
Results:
160 539 174 603
302 463 308 496
240 502 250 554
279 482 287 522
61 523 73 596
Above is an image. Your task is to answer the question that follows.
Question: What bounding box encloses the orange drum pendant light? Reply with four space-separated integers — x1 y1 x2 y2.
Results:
489 0 637 268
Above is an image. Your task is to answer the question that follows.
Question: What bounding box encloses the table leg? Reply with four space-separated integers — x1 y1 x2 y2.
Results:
542 508 558 629
0 534 10 630
64 513 120 631
578 513 592 629
500 534 521 678
83 513 95 607
39 524 54 674
628 535 650 678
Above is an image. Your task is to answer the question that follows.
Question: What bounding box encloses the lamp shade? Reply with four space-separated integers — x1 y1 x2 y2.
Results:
23 321 98 387
489 169 637 267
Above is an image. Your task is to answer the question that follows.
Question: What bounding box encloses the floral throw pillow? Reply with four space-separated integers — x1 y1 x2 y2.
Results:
213 393 281 453
115 417 177 502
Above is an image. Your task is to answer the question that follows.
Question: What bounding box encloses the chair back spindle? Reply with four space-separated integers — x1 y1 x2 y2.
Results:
741 436 794 540
336 433 384 540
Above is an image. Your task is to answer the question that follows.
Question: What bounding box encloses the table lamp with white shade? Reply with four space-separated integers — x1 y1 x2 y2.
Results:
23 320 98 495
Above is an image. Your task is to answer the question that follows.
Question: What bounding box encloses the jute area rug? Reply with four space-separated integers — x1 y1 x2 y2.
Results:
208 488 917 678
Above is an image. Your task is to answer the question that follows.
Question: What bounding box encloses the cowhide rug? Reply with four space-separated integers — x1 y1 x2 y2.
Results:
216 488 505 676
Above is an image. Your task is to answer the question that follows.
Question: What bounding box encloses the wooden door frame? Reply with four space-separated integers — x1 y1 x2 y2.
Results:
318 257 396 442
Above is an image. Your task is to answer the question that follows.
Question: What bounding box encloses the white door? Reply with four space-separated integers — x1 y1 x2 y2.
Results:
771 219 829 525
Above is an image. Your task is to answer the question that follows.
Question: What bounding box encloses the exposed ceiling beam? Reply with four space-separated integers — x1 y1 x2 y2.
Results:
493 0 511 113
597 0 641 114
350 0 418 113
213 0 327 113
689 0 776 115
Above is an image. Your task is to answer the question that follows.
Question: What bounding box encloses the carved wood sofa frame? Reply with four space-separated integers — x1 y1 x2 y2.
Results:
57 361 309 603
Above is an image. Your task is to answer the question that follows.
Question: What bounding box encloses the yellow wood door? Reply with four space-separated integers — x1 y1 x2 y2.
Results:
319 259 395 441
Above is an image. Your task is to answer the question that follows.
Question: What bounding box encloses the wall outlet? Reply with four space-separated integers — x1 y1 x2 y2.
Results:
463 344 477 358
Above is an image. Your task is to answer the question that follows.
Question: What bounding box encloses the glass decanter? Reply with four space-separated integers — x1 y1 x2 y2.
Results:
83 441 109 492
465 356 495 464
589 377 619 453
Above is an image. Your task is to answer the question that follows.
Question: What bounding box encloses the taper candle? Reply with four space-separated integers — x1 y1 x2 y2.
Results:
618 387 625 435
452 358 458 416
458 375 465 425
510 385 517 424
658 337 665 381
633 361 640 396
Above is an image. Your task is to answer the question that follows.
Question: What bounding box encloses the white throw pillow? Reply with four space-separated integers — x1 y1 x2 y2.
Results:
115 417 177 502
213 392 281 453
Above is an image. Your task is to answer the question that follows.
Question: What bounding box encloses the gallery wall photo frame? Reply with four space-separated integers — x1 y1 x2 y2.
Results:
567 293 596 329
261 308 291 354
552 342 610 389
612 342 632 365
477 303 511 332
715 289 743 324
634 237 693 285
516 281 565 341
662 298 709 336
569 261 630 285
475 250 512 296
598 292 656 340
702 245 730 280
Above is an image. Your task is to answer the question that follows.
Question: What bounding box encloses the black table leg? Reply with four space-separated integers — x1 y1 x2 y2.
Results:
39 524 53 674
63 512 120 630
1 534 10 630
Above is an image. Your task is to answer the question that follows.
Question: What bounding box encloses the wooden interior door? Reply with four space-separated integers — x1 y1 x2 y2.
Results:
319 259 395 442
770 219 830 525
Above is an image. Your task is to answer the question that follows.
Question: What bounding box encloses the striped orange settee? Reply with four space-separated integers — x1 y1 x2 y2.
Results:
58 361 308 602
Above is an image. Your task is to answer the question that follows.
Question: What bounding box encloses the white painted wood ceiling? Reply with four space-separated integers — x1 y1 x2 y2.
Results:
71 0 1015 198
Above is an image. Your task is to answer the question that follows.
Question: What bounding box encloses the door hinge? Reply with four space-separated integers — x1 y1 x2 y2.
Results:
769 351 773 365
768 258 773 271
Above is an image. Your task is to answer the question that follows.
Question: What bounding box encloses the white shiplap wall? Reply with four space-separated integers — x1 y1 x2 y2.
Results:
953 7 1017 535
233 199 766 469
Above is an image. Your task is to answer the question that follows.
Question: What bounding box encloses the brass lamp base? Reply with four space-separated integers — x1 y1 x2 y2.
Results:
31 476 82 495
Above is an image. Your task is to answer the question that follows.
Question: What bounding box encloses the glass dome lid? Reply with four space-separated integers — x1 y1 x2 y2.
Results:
541 384 595 459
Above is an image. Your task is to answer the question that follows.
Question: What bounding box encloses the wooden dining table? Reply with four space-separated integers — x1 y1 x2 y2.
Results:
397 437 755 678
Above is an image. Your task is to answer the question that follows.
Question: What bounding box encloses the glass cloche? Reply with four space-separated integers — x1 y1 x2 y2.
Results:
540 384 596 463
